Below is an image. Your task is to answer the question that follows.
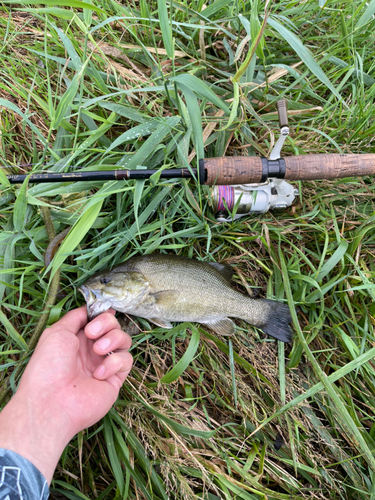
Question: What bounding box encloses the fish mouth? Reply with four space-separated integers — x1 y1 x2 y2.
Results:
79 285 99 320
79 285 92 302
78 285 112 321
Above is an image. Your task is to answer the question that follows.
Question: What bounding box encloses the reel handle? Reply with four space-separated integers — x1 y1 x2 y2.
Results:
200 154 375 185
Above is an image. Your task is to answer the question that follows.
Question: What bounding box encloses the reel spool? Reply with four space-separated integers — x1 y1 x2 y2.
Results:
211 99 298 221
211 179 298 222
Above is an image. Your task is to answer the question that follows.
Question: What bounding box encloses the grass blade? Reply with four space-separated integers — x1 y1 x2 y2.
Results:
177 83 204 160
267 16 343 103
228 339 237 407
0 168 10 187
5 0 104 13
315 240 348 282
120 116 180 168
0 310 28 351
356 0 375 29
53 74 80 129
131 390 217 438
161 326 200 383
50 199 103 277
53 24 82 71
13 176 29 233
103 415 124 495
158 0 174 59
277 247 375 472
172 74 230 114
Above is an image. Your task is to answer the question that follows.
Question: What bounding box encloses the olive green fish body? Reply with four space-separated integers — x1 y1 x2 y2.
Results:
79 254 293 342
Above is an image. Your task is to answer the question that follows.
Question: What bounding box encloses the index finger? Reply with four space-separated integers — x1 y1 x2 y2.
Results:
47 306 116 337
35 305 89 348
50 305 89 335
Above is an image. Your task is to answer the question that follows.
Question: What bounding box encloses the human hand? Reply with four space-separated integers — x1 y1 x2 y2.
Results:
18 305 133 433
0 306 133 483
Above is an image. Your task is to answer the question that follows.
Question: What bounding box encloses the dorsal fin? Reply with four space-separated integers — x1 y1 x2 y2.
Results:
207 262 234 284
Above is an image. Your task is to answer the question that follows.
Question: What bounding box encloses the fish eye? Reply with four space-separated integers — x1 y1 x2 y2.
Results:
100 276 111 284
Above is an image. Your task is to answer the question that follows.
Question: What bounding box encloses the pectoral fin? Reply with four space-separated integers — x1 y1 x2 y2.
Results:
149 290 176 304
204 318 236 336
149 317 173 329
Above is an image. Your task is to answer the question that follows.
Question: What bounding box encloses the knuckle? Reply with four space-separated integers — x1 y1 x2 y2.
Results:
100 311 119 326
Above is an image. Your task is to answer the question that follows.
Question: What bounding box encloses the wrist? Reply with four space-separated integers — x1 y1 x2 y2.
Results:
0 392 75 483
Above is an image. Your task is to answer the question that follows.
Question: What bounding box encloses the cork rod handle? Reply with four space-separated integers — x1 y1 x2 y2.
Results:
201 154 375 185
284 154 375 180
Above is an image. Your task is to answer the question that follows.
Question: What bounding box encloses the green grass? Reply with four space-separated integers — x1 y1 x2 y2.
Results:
1 0 375 498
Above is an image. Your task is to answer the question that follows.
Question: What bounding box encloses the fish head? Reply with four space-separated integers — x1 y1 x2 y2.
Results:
79 270 149 320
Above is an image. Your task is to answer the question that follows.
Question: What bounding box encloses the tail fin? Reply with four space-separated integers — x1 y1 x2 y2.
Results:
261 300 293 343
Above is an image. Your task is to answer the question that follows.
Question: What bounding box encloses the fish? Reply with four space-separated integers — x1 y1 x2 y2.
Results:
79 254 293 343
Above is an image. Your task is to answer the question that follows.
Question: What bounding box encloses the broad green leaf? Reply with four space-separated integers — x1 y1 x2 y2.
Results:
53 73 80 129
305 274 349 303
349 216 375 256
53 481 91 500
103 415 125 495
0 362 16 373
69 119 114 161
158 0 174 59
99 102 149 123
18 7 75 18
120 116 180 168
195 0 233 20
329 55 375 86
171 74 230 114
110 425 141 500
356 0 375 29
178 83 204 160
222 80 239 130
134 168 146 234
13 176 29 233
315 240 348 282
0 168 10 187
83 0 93 26
216 476 259 500
50 199 103 277
53 24 82 70
4 0 104 13
250 3 264 59
267 17 343 103
161 327 200 383
106 121 160 154
0 310 28 350
234 9 268 82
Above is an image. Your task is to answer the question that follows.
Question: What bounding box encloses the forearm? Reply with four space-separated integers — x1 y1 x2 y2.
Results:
0 394 73 484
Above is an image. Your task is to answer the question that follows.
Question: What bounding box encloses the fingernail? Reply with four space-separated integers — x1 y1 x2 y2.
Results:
96 337 111 351
87 320 102 336
95 365 105 378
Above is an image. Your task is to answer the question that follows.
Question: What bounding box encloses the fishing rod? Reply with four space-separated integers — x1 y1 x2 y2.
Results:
7 153 372 185
6 168 197 184
5 100 375 219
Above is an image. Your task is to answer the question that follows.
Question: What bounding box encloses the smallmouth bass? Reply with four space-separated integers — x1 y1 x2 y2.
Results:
79 254 293 342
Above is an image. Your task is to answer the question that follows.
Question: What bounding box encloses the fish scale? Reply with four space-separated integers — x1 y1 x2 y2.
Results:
79 254 293 342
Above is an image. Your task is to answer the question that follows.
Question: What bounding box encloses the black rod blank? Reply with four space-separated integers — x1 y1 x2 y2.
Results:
6 168 197 185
